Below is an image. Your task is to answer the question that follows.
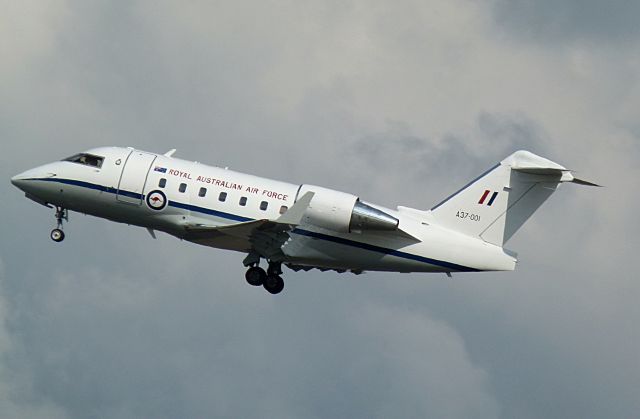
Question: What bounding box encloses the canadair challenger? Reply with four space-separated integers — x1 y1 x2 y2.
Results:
11 147 597 294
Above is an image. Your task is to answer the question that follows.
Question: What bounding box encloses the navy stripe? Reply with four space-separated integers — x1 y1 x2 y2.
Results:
30 177 477 271
169 201 252 222
292 229 479 272
487 191 499 206
431 163 501 210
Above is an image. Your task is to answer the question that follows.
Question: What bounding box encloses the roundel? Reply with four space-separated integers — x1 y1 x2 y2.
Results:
146 190 168 211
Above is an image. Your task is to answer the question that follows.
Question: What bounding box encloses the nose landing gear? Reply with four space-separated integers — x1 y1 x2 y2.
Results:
51 207 68 242
244 260 285 295
50 228 65 242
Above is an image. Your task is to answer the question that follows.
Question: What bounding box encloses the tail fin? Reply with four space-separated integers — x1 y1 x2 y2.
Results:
428 150 598 246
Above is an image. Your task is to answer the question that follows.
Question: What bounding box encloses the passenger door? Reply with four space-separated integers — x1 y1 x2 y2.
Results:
116 150 157 205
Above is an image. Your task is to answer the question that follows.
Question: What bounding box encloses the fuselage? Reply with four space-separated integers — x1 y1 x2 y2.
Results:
11 147 517 275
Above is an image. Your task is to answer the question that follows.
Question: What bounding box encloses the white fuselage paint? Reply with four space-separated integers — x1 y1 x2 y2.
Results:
11 147 517 274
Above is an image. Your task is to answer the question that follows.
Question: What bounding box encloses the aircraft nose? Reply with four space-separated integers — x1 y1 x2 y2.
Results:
10 166 56 191
11 172 28 188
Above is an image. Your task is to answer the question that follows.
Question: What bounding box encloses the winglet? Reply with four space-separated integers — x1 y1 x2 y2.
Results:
164 149 177 157
276 192 315 225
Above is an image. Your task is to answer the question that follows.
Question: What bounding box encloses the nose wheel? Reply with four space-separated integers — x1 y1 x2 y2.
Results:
50 228 65 242
244 261 285 294
51 206 68 243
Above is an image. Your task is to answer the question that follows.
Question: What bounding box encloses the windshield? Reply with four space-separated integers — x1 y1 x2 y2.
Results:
63 153 104 168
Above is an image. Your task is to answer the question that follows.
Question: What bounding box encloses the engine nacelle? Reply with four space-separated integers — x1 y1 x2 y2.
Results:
298 184 399 233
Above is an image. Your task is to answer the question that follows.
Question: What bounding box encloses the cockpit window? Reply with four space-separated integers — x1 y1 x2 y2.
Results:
63 153 104 168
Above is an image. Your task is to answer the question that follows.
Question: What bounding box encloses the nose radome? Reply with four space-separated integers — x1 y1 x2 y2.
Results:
10 166 57 191
11 172 27 187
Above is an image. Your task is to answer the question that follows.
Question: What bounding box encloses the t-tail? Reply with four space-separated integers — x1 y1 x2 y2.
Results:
428 150 599 247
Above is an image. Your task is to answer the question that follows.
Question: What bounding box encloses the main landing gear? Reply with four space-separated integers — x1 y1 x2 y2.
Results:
50 206 68 243
244 261 285 295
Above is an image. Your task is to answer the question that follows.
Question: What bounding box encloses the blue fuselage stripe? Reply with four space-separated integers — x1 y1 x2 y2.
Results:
168 201 252 222
29 177 477 272
291 229 478 272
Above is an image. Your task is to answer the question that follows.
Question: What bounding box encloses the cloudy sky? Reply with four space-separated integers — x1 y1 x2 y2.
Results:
1 1 638 418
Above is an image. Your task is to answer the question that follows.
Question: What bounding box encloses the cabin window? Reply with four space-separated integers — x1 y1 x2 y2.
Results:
279 205 288 214
179 183 187 193
158 178 166 188
219 192 227 202
198 187 207 197
239 196 247 206
63 153 104 168
260 201 268 211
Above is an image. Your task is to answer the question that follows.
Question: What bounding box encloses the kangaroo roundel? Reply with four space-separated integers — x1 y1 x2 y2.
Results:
146 190 167 211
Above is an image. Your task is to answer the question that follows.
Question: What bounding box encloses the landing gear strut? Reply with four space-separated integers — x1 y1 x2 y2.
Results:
243 259 285 295
51 206 67 242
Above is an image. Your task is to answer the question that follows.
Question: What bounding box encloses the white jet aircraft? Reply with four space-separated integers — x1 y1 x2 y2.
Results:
11 147 597 294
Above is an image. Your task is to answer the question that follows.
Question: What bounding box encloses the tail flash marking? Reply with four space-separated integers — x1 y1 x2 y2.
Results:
478 190 490 204
487 191 499 206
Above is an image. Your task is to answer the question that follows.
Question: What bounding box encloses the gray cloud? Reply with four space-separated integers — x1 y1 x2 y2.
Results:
492 0 640 44
341 112 549 208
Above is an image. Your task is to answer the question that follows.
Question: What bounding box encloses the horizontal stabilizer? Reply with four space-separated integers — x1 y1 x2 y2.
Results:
511 166 601 187
511 167 566 175
571 177 601 187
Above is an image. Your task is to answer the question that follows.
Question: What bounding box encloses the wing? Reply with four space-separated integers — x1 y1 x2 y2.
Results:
183 192 315 260
285 263 364 275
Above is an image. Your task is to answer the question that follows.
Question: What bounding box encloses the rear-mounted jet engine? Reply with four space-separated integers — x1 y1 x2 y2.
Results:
298 185 399 233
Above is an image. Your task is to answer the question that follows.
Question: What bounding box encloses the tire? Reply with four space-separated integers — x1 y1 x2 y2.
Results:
245 266 267 286
263 275 284 295
50 228 65 242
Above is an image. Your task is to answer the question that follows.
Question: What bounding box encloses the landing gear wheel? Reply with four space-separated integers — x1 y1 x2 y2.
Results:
50 228 65 242
51 207 68 242
263 275 284 295
245 266 267 286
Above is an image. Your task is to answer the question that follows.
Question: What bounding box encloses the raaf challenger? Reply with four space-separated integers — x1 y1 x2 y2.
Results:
11 147 596 294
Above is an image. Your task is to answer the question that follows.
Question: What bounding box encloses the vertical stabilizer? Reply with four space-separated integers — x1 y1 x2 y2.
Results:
428 151 593 246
